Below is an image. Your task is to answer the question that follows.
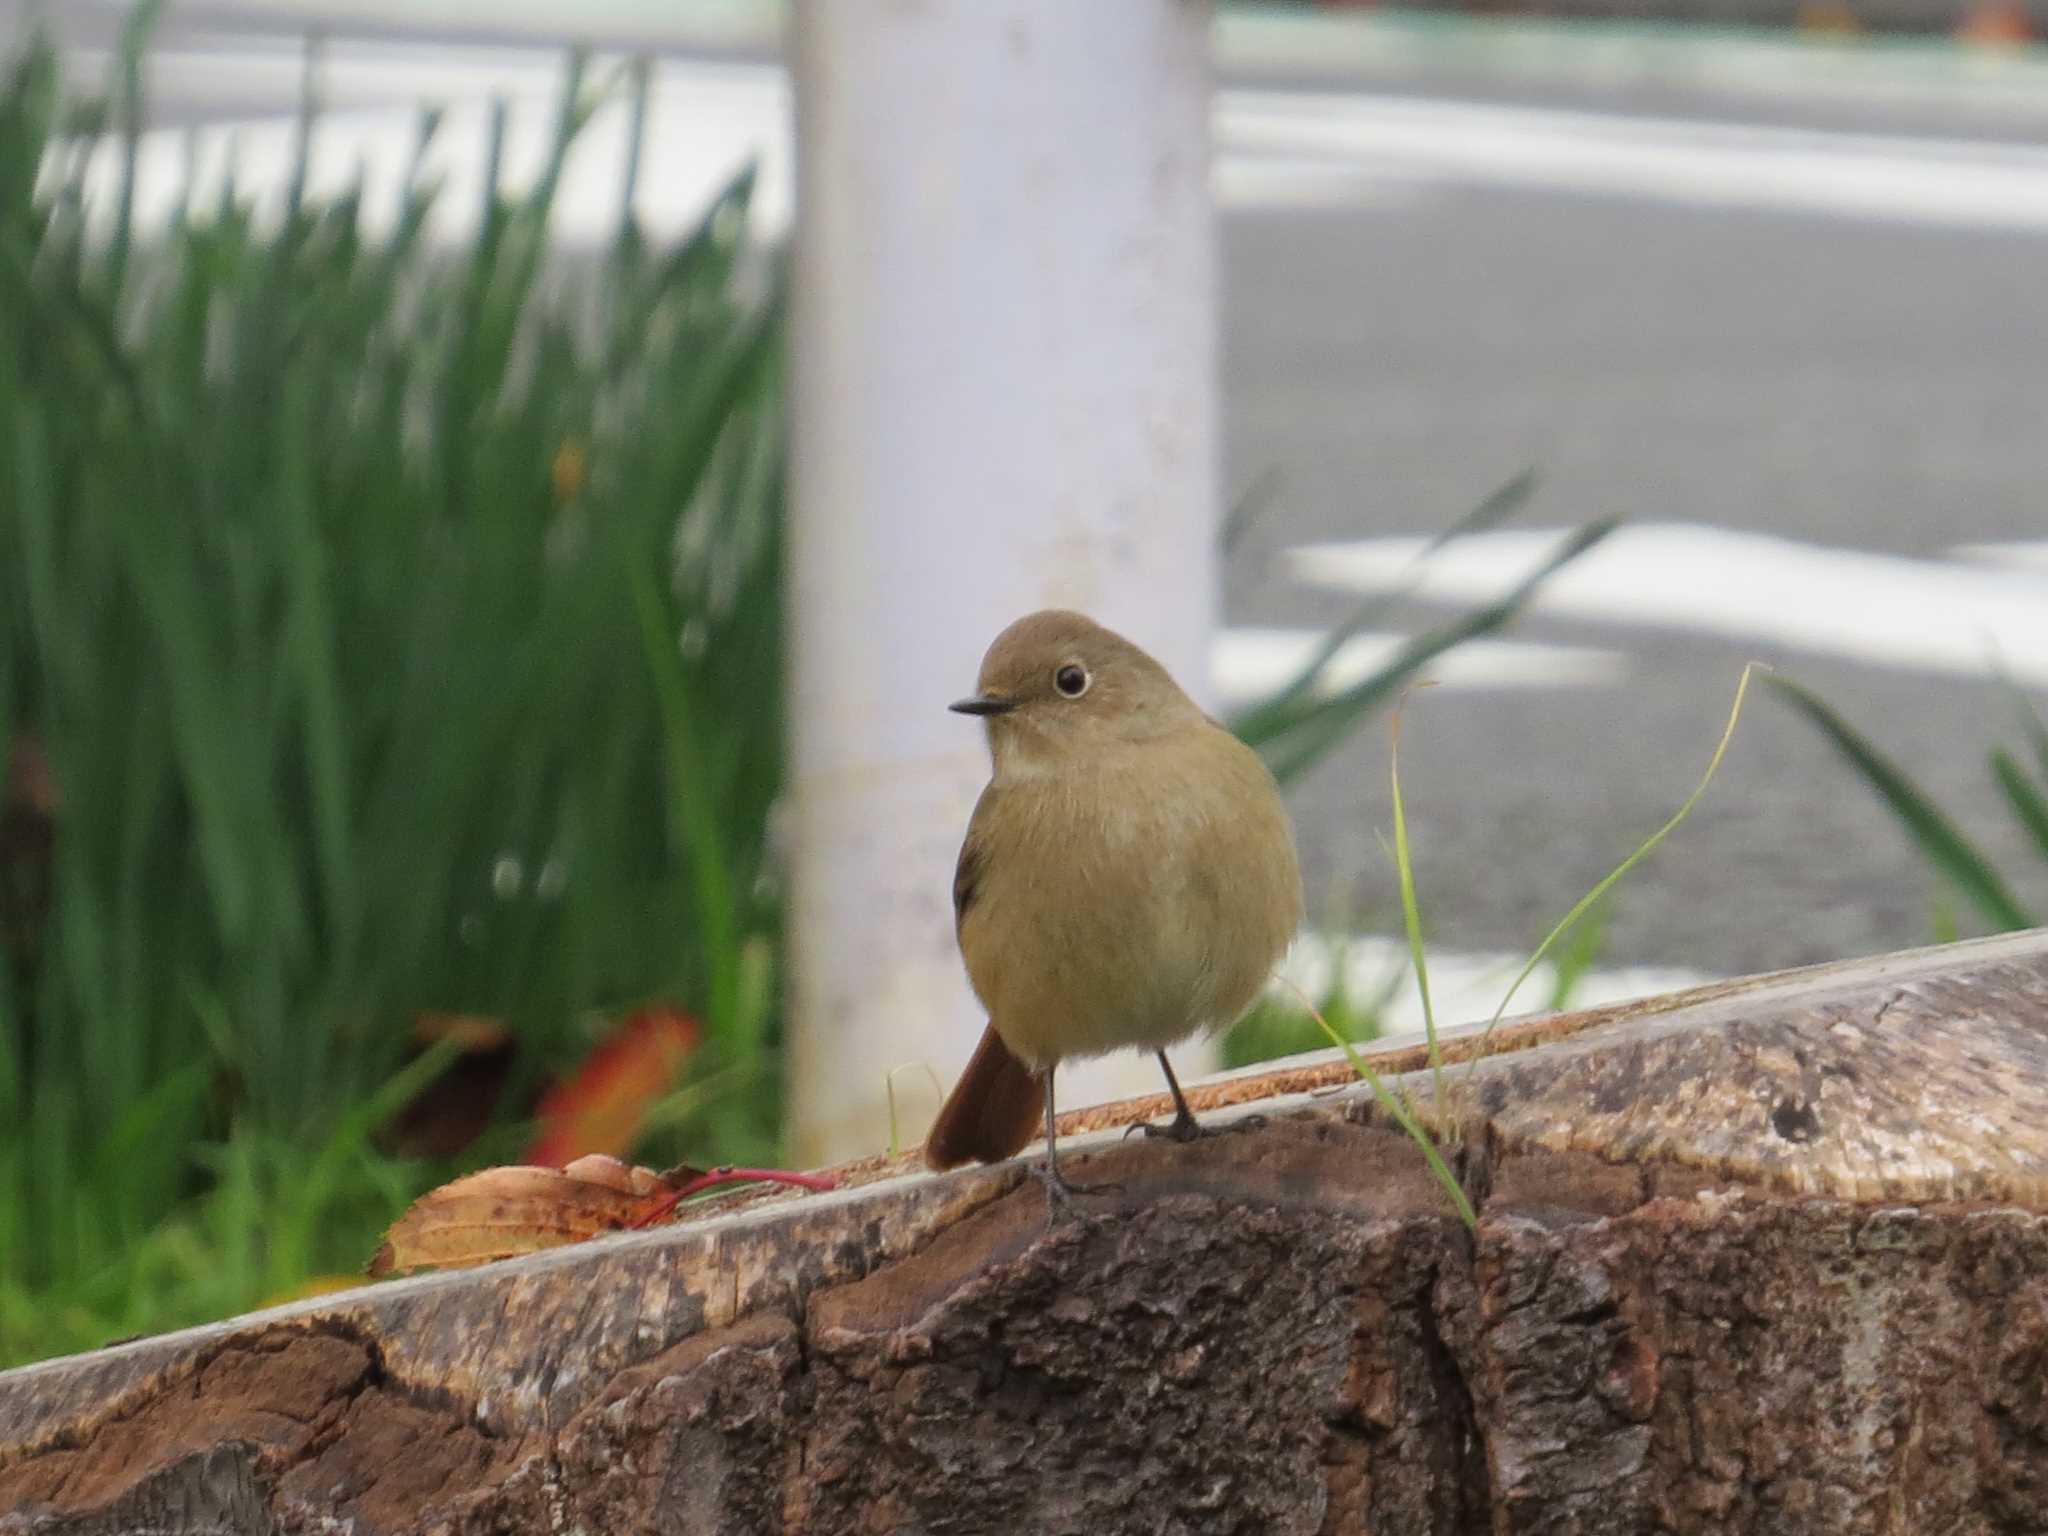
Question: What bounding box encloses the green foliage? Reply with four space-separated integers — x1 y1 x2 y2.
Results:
1544 895 1610 1012
1228 471 1616 787
1222 957 1395 1069
1767 675 2043 934
1253 667 1753 1236
0 26 783 1362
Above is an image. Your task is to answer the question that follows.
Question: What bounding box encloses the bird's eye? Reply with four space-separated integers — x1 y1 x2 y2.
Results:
1054 663 1090 699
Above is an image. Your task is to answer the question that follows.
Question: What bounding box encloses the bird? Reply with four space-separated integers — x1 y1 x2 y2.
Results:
922 609 1304 1207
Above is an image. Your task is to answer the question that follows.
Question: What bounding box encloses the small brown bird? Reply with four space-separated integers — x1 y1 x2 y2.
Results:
923 609 1304 1205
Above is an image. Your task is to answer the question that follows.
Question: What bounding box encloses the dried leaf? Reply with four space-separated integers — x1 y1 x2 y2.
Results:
367 1160 677 1277
562 1152 680 1196
367 1159 840 1276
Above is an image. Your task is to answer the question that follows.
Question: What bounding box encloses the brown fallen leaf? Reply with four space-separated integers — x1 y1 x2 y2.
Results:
368 1156 677 1277
368 1157 838 1277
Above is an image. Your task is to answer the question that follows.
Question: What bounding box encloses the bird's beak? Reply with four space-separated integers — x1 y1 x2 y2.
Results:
949 693 1016 717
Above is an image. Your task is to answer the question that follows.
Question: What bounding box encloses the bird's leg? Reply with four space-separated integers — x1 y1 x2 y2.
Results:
1125 1051 1266 1142
1031 1068 1084 1216
1123 1050 1204 1142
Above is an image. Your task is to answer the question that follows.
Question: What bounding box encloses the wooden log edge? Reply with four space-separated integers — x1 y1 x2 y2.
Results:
4 928 2047 1533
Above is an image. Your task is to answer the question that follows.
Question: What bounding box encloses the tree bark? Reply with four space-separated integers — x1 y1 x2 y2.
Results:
4 930 2047 1534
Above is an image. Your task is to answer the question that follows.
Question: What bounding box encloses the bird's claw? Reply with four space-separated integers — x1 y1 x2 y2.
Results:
1127 1111 1204 1144
1125 1110 1270 1143
1031 1160 1118 1216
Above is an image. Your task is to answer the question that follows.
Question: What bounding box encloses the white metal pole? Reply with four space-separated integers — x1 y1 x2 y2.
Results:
786 0 1218 1166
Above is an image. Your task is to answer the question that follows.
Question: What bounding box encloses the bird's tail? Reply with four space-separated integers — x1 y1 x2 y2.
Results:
924 1023 1042 1170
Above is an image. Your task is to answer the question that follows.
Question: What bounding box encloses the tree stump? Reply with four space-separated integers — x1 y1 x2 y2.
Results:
3 930 2047 1534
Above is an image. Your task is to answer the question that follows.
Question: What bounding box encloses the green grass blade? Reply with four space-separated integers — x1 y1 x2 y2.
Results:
103 0 163 298
1469 662 1762 1071
1544 896 1610 1011
1991 748 2048 864
277 373 358 965
618 56 651 240
1278 977 1475 1229
1249 519 1616 784
1930 895 1960 946
1219 465 1281 557
1999 674 2048 788
1386 702 1442 1105
1769 676 2035 933
1421 467 1540 557
1230 470 1540 747
629 563 740 1045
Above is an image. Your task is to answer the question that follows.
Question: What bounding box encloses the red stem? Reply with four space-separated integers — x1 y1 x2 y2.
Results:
630 1165 838 1229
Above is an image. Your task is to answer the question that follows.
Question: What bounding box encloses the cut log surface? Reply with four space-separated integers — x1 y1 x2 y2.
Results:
5 930 2048 1534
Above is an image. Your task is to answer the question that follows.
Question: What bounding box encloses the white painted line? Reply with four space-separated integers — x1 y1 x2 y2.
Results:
1286 524 2048 687
1041 935 1713 1116
59 50 1430 247
1221 88 2048 232
59 60 795 247
64 42 2048 247
1278 931 1715 1041
1952 541 2048 577
130 36 599 114
1212 626 1625 710
1212 154 1431 214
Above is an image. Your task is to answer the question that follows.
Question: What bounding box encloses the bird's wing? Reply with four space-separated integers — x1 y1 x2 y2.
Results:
952 781 999 937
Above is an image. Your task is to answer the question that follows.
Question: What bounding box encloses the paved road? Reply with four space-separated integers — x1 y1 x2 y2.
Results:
1218 92 2048 977
14 2 2048 982
1224 168 2048 976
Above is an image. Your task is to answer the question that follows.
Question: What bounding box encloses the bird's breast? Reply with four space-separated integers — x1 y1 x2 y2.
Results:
959 731 1302 1070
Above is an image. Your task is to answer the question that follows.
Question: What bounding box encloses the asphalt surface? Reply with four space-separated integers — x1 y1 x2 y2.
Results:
1223 180 2048 976
13 2 2048 980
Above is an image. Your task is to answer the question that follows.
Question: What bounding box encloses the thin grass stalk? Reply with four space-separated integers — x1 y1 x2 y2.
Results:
1276 974 1476 1229
1386 700 1443 1106
1466 662 1763 1078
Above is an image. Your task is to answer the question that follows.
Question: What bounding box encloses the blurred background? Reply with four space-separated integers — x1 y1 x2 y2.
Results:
2 0 2045 1364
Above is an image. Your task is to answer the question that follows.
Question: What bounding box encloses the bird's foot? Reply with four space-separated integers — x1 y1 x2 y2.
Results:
1125 1108 1204 1144
1123 1110 1269 1143
1031 1159 1117 1217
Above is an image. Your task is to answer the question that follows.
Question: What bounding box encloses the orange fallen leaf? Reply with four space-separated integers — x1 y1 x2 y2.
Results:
368 1156 838 1277
523 1006 699 1167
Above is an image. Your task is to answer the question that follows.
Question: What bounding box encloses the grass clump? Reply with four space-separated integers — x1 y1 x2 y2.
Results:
0 22 784 1363
1258 665 1760 1228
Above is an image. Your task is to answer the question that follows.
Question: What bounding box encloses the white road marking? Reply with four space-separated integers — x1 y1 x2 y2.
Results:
1277 931 1716 1041
1044 935 1714 1117
1286 525 2048 687
1221 88 2048 233
1951 541 2048 577
59 43 2048 247
1212 627 1625 710
59 59 797 248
